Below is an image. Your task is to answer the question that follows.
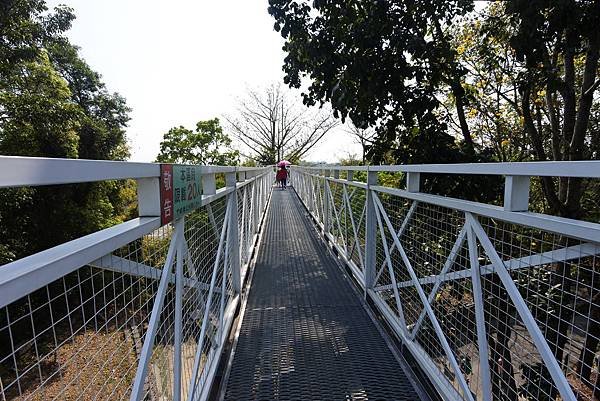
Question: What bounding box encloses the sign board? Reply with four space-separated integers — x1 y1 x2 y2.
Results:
160 164 203 225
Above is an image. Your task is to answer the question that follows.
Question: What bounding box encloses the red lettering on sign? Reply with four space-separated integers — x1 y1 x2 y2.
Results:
160 164 174 226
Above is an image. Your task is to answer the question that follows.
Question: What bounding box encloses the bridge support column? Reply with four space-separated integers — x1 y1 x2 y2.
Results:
364 168 378 290
226 170 241 293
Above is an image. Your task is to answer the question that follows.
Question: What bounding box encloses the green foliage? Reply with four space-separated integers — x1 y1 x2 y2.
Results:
156 118 239 166
268 0 476 165
0 2 134 263
0 51 81 157
48 39 131 160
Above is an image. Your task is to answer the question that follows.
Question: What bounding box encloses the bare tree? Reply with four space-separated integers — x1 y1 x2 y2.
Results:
346 122 376 163
225 84 339 164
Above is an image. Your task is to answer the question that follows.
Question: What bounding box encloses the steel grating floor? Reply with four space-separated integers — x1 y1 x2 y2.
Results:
222 188 424 401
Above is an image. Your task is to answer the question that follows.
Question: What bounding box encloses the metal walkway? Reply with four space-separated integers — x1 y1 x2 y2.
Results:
222 189 424 401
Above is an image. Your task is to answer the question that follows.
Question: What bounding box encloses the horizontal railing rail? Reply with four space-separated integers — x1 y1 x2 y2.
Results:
296 160 600 177
293 163 600 401
0 157 274 401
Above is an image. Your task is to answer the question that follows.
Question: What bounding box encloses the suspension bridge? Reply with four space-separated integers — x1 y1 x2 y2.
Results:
0 156 599 401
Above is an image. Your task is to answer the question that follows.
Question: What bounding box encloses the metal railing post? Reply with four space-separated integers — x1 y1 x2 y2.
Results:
322 169 331 234
136 177 160 217
364 168 378 290
406 172 420 192
226 170 241 293
173 217 185 401
252 172 260 233
504 175 530 211
202 172 216 195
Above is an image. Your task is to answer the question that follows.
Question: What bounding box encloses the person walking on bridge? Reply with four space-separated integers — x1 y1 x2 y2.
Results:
276 167 288 190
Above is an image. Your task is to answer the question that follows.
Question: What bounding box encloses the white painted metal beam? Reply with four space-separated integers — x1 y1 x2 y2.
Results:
0 156 159 187
0 217 161 309
296 160 600 177
375 242 600 292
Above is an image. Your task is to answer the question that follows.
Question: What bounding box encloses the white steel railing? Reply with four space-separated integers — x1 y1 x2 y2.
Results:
0 156 273 401
293 162 600 401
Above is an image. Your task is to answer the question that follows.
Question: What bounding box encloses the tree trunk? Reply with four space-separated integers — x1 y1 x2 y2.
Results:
578 308 600 389
521 84 563 214
452 79 475 156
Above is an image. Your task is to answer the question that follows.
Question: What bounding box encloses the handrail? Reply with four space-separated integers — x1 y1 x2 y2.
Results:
0 217 161 309
295 160 600 177
0 155 271 188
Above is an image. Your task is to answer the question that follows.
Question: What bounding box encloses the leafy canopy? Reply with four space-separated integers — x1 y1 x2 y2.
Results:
156 118 239 166
268 0 475 164
0 1 134 263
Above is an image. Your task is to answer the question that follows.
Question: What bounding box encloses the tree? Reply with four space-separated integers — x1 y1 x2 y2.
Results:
345 122 375 164
226 83 338 164
505 1 599 219
156 118 239 165
48 38 131 161
446 7 529 163
268 0 476 165
455 2 600 219
0 2 134 263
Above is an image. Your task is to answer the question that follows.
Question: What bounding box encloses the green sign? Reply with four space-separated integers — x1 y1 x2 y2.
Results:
172 165 203 220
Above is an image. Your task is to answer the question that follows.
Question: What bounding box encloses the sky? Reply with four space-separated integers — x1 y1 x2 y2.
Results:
45 0 361 163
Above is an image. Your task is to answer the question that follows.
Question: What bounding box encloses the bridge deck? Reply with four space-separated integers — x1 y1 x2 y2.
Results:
222 189 424 401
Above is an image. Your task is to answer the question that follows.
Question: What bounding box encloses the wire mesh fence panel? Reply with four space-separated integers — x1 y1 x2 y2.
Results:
179 197 228 400
346 186 367 275
292 166 600 401
0 224 172 401
0 163 273 401
476 215 600 401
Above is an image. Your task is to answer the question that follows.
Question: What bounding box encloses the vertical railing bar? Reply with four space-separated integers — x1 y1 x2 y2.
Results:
364 168 378 290
186 204 230 401
252 173 259 234
130 226 180 401
466 216 492 401
226 171 240 293
174 217 185 401
219 222 229 345
239 186 246 264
